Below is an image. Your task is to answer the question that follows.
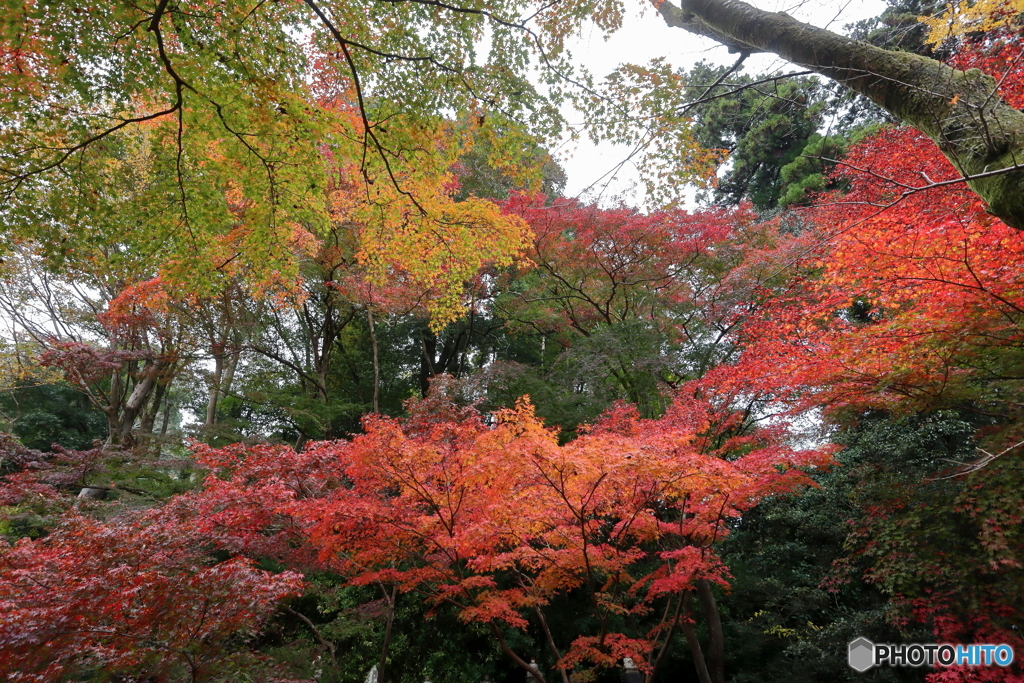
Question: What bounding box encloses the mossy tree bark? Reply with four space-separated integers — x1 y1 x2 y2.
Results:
659 0 1024 229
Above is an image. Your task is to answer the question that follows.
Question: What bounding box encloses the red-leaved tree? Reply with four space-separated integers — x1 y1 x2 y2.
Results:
706 30 1024 682
177 383 833 683
0 508 303 682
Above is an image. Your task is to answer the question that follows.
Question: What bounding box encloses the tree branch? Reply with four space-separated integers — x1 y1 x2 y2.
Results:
660 0 1024 229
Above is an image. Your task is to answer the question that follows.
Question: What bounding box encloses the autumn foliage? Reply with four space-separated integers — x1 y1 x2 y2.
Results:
0 380 831 681
4 10 1024 683
692 31 1024 681
328 396 829 664
717 68 1024 427
0 510 302 682
498 194 761 339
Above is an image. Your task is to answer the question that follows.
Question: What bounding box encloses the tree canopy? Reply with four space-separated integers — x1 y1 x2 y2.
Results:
2 1 1024 682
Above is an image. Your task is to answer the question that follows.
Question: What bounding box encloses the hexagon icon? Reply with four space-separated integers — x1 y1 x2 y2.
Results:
848 637 875 672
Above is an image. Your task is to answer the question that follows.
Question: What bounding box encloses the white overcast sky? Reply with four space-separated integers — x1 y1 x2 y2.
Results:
557 0 889 204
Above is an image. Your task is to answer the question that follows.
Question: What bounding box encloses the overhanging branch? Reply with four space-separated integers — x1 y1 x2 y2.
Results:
659 0 1024 229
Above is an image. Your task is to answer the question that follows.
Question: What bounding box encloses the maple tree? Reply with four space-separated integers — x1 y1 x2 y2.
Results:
488 194 802 430
5 0 1024 257
4 4 1024 681
0 0 543 328
920 0 1024 47
0 127 536 445
0 370 837 682
161 379 831 683
189 163 535 444
689 30 1024 683
0 510 303 682
500 195 751 340
0 245 195 446
0 432 301 682
715 32 1024 432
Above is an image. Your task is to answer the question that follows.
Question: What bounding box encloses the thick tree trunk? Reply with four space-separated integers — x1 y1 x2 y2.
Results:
118 362 160 439
660 0 1024 229
104 407 121 444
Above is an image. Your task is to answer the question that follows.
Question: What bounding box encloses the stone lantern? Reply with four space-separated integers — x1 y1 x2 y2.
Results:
621 658 641 683
526 659 541 683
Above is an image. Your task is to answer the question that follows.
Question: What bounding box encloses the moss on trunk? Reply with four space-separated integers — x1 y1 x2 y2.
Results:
660 0 1024 229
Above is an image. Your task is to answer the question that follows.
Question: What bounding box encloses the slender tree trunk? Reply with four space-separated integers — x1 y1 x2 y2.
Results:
646 594 684 683
205 352 225 428
286 606 337 669
377 584 397 683
419 328 437 396
140 378 169 434
680 591 713 683
459 307 475 377
220 347 239 406
659 0 1024 229
697 579 725 683
533 606 571 683
367 308 380 413
106 370 123 443
206 334 242 428
488 622 546 683
159 390 173 437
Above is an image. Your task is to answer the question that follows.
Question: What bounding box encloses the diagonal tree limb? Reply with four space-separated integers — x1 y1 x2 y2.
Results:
658 0 1024 229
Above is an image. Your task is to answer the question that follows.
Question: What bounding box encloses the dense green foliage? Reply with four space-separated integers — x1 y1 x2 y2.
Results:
0 382 107 452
